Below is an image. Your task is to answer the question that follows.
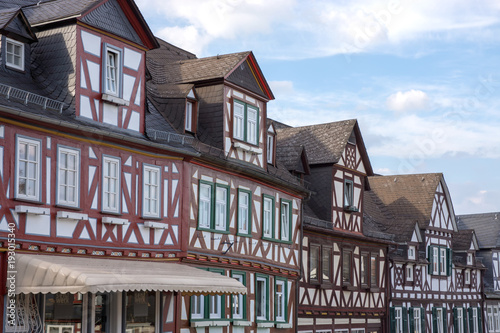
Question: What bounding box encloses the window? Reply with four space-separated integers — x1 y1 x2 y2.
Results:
410 307 425 333
190 269 225 321
6 38 24 70
344 179 357 211
432 307 446 333
255 275 269 321
428 245 451 276
143 165 160 218
280 199 292 242
191 295 205 319
44 293 84 332
494 306 500 332
16 136 41 201
233 99 259 145
57 147 80 207
464 270 471 285
322 247 332 284
342 249 352 286
406 265 414 282
104 47 121 96
360 253 369 286
267 133 274 164
467 253 473 265
125 291 156 331
209 293 222 319
469 307 482 333
197 181 229 232
237 189 252 236
408 246 416 260
390 306 407 333
185 101 193 132
275 278 287 322
371 254 379 287
231 272 246 320
488 307 494 333
102 156 120 213
455 307 466 333
309 245 319 283
262 195 274 239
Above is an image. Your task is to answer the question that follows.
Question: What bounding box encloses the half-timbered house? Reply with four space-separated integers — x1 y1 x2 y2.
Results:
457 212 500 333
146 37 309 332
275 120 391 333
0 0 248 332
364 173 484 333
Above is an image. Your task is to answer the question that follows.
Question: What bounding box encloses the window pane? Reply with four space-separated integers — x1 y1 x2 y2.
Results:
310 246 319 282
281 201 290 241
370 255 378 286
199 184 211 228
238 191 249 233
322 248 331 282
125 291 156 332
215 187 227 230
247 107 258 144
343 251 351 284
263 197 273 238
44 293 83 332
233 102 244 140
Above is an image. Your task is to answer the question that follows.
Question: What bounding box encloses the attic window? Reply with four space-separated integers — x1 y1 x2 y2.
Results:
233 99 259 145
343 179 358 212
6 38 24 71
104 46 121 96
185 99 197 133
467 253 473 265
267 133 274 164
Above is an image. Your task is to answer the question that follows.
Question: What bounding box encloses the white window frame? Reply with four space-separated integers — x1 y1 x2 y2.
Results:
233 99 259 145
256 275 268 321
471 307 479 333
395 307 403 333
280 200 291 242
57 146 80 207
275 279 286 322
15 136 41 201
209 294 222 319
408 245 416 260
263 196 274 239
487 307 494 333
457 307 465 333
6 38 24 71
104 46 121 96
433 246 440 275
413 307 422 333
351 329 365 333
198 182 212 229
267 133 274 164
406 264 414 282
440 247 447 275
185 101 193 132
102 156 120 213
436 308 444 333
233 101 245 141
494 306 500 332
467 253 473 265
191 295 204 319
465 269 471 285
246 106 258 145
237 189 250 235
215 185 228 231
142 164 161 218
232 273 245 320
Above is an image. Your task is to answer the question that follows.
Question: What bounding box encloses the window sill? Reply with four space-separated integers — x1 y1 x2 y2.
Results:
233 320 252 327
343 205 359 213
102 216 129 225
15 205 50 215
257 322 275 328
237 232 252 238
197 227 230 234
233 141 262 154
190 320 230 327
57 211 89 221
102 93 129 106
144 221 168 229
276 323 293 329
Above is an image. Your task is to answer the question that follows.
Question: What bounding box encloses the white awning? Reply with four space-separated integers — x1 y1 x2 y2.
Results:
14 254 246 295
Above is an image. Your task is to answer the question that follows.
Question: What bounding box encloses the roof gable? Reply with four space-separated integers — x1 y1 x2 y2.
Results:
0 8 37 42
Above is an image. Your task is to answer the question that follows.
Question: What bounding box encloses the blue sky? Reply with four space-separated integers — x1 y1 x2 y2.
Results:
136 0 500 215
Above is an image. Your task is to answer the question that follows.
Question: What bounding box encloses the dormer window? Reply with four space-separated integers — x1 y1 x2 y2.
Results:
343 179 358 212
267 133 274 164
6 38 24 71
105 47 120 96
185 99 197 133
408 245 416 260
233 99 258 145
467 253 473 266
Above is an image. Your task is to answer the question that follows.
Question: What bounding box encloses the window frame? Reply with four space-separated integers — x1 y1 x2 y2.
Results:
214 184 229 232
101 155 121 214
408 245 416 260
142 164 161 218
56 146 81 208
390 306 407 333
468 307 482 333
190 268 226 321
428 245 451 276
15 136 42 201
370 253 379 288
237 188 252 236
267 132 275 164
185 100 193 132
406 264 414 282
232 99 259 146
197 180 230 233
360 252 369 287
255 274 269 322
433 307 447 333
343 179 358 212
275 278 287 323
342 248 352 287
494 306 500 332
231 271 246 320
6 38 24 71
454 307 466 333
262 195 275 240
280 199 292 243
103 45 122 97
309 244 320 284
409 307 425 333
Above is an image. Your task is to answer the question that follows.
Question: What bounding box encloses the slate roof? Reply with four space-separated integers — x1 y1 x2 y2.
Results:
276 119 357 165
276 145 309 174
363 173 444 243
452 229 475 252
457 212 500 249
22 0 100 26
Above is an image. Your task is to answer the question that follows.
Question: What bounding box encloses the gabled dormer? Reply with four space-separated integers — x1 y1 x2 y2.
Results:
0 8 37 73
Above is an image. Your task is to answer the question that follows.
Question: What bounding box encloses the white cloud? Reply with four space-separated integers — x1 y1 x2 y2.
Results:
386 89 430 113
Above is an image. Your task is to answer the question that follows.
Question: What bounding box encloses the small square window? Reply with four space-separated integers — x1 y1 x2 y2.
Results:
6 38 24 71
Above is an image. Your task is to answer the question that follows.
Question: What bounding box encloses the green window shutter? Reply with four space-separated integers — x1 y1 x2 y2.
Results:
428 246 434 274
469 308 473 333
409 308 415 333
446 248 452 276
390 307 396 333
421 307 427 333
478 307 483 333
454 307 459 331
403 307 408 333
432 308 438 333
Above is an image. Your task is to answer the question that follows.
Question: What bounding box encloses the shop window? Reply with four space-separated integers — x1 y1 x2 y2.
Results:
44 293 84 333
